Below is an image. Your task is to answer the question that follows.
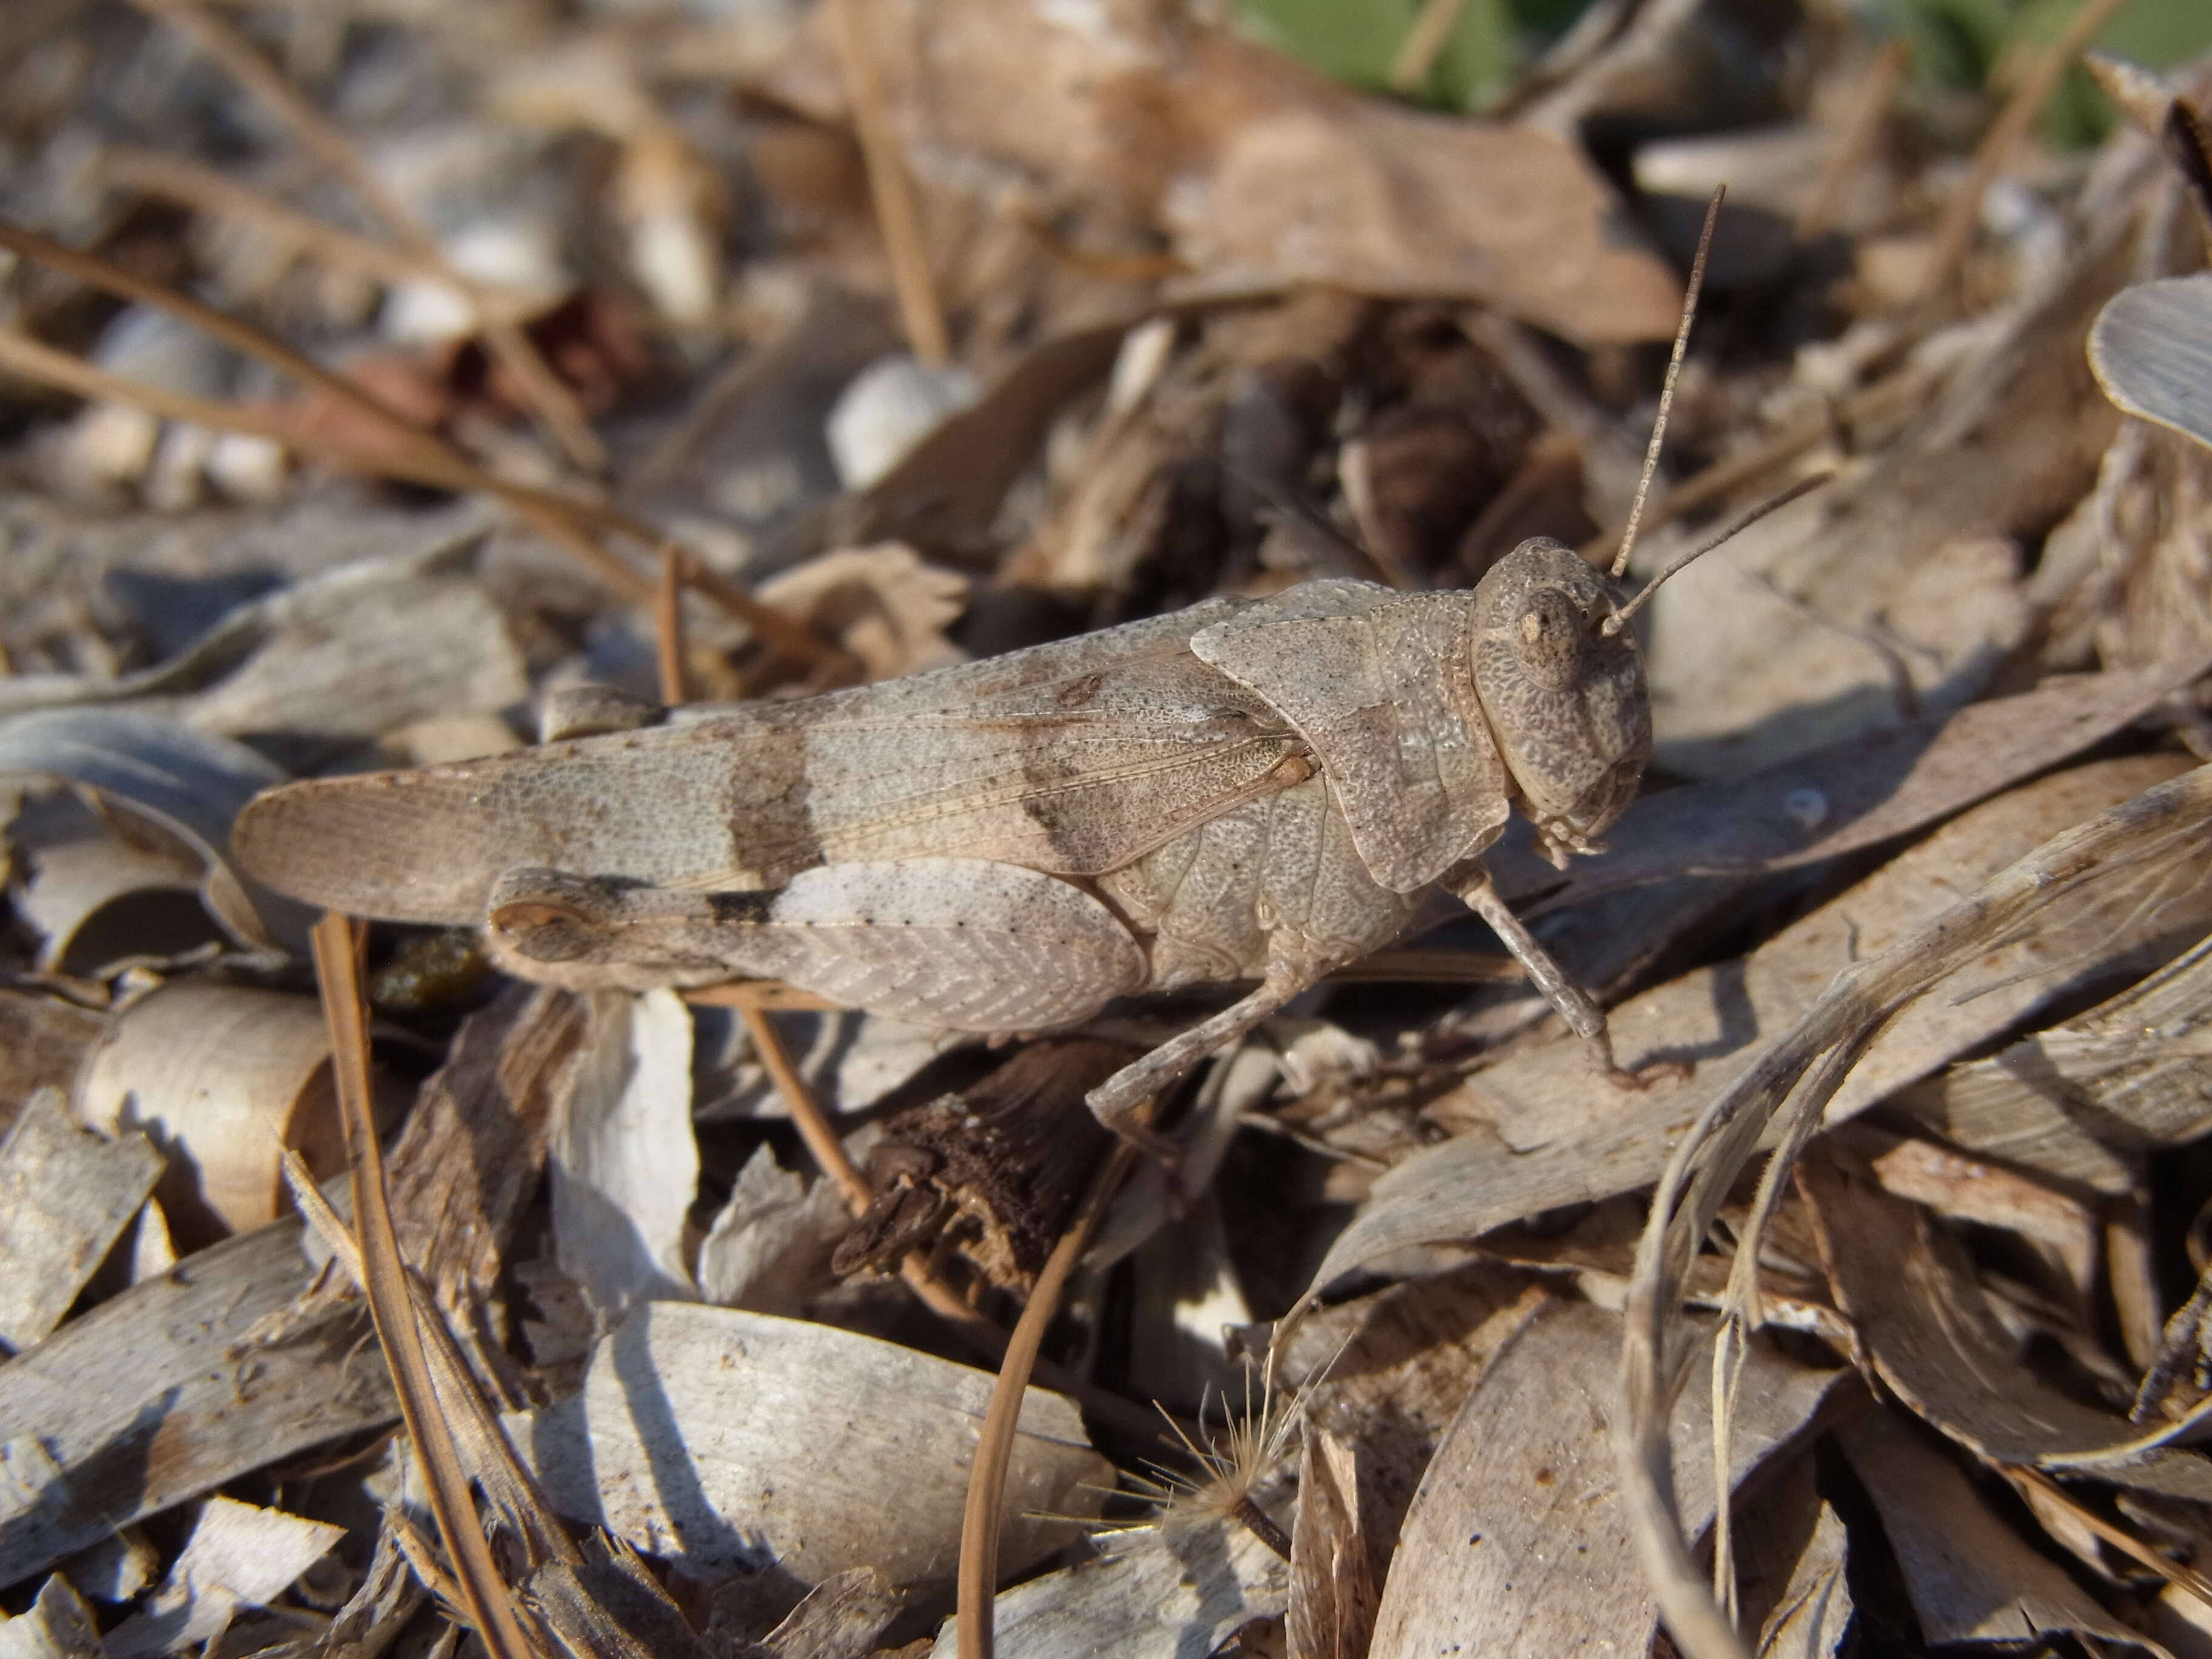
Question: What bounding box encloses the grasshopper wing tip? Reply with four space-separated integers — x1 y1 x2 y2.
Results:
230 775 489 924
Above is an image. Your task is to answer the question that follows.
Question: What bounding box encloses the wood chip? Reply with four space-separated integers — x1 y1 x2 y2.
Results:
551 989 700 1314
0 1087 162 1353
104 1495 344 1659
0 1218 394 1592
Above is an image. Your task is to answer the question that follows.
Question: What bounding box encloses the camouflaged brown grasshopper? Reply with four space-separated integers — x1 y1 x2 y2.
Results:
232 533 1712 1147
235 207 1763 1154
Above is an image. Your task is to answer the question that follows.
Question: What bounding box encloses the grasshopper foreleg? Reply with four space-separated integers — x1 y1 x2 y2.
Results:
1452 866 1682 1089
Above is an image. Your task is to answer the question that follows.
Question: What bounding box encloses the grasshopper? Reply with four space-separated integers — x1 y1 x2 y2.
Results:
235 196 1765 1156
233 540 1667 1147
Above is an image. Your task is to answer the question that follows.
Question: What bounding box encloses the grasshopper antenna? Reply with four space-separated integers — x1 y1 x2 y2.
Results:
1610 184 1726 584
1601 471 1831 636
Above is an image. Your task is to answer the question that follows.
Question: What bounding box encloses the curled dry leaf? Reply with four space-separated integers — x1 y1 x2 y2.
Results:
76 980 392 1242
755 543 969 683
1620 760 2212 1659
0 1087 163 1353
515 1301 1108 1586
2091 273 2212 452
0 708 311 953
761 0 1681 346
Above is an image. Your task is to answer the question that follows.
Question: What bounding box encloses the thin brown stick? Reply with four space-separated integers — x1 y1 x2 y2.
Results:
1797 39 1908 240
97 146 432 287
1388 0 1467 93
121 0 606 471
654 544 689 707
1920 0 2131 304
2003 1466 2212 1611
0 216 451 471
957 1142 1136 1659
311 914 538 1659
735 1000 875 1213
1613 185 1724 581
828 0 949 367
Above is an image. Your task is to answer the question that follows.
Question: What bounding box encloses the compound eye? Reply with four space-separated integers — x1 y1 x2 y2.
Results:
1515 588 1585 690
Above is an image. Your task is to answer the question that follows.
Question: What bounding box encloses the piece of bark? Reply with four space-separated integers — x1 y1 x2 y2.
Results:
75 981 364 1242
1364 1301 1844 1657
928 1524 1286 1659
380 982 586 1312
103 1495 344 1659
514 1302 1107 1586
0 991 106 1141
1903 929 2212 1190
0 1218 394 1592
0 1576 104 1659
1838 1409 2154 1651
1287 1424 1375 1659
0 1087 163 1353
695 1145 847 1316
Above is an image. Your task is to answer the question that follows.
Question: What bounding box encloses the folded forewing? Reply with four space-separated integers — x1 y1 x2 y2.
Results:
234 603 1301 923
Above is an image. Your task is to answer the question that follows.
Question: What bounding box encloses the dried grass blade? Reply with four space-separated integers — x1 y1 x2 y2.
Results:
957 1142 1137 1659
311 913 540 1659
1920 0 2131 303
1619 761 2212 1659
830 0 948 367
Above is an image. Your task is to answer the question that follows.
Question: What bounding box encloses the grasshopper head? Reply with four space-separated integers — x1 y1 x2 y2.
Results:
1468 537 1650 869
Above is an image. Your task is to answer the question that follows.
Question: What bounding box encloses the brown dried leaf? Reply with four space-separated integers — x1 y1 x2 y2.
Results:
1365 1301 1842 1657
760 0 1680 346
1837 1409 2156 1651
1801 1134 2212 1490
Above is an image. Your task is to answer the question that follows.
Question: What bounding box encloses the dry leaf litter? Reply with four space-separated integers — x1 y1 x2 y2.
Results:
4 2 2212 1657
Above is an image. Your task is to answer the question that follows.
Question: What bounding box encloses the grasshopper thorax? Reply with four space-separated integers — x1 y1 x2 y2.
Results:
1468 537 1651 869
